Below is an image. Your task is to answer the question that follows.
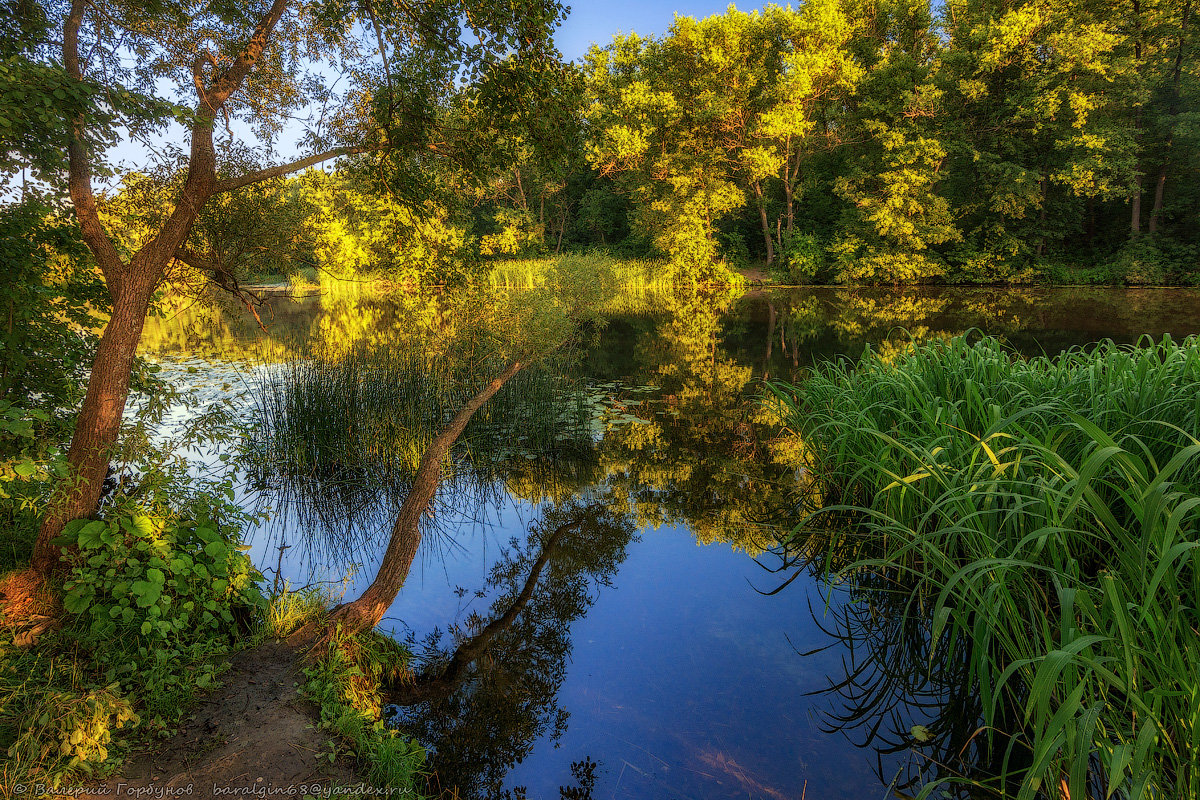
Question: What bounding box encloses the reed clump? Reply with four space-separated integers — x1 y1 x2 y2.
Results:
771 334 1200 799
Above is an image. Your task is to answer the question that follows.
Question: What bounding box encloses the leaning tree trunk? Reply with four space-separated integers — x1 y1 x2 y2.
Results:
32 0 294 576
290 359 525 646
30 271 158 572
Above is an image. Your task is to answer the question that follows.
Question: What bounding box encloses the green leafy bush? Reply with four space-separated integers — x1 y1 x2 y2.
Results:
4 684 138 780
56 508 266 705
1 504 267 786
776 231 825 284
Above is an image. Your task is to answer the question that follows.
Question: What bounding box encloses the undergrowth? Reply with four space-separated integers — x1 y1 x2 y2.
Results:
301 628 426 792
0 503 266 790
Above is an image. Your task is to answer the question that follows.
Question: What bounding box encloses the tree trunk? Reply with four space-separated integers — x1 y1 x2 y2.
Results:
753 183 774 266
1131 172 1143 238
33 0 296 576
1149 169 1166 234
384 512 586 705
1150 0 1191 236
1036 175 1048 257
292 359 525 645
31 265 158 572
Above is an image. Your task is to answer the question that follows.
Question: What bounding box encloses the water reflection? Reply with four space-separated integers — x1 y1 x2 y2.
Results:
763 538 1010 799
389 500 635 797
140 281 1200 799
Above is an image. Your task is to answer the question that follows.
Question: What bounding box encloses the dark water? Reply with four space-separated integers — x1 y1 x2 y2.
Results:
142 285 1200 799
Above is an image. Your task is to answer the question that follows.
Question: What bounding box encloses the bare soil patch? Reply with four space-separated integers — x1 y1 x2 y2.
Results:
78 640 361 797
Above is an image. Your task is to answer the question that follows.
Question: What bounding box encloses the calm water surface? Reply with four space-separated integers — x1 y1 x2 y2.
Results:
142 285 1200 799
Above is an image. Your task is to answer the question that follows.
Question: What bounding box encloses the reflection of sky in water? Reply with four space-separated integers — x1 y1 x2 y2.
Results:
504 524 878 800
142 354 890 799
246 469 884 798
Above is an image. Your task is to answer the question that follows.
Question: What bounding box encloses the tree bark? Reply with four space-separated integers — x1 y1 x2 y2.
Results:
31 272 155 571
1131 172 1143 238
1149 169 1166 234
753 183 774 266
291 360 526 645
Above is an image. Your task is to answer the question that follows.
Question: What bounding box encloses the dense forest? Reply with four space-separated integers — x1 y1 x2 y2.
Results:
7 0 1198 292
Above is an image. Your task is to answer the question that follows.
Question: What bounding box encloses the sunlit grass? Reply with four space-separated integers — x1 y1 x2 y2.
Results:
487 253 664 288
770 334 1200 799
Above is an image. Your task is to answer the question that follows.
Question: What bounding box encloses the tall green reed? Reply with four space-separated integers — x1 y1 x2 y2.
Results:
244 341 595 559
770 334 1200 799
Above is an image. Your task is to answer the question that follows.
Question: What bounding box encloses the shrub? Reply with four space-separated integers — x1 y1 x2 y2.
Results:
302 630 426 789
775 231 824 284
0 504 267 786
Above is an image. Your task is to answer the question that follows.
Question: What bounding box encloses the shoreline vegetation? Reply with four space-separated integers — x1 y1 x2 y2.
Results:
3 272 1200 797
769 334 1200 799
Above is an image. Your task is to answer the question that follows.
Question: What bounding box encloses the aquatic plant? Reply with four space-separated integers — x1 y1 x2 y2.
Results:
245 342 595 560
769 334 1200 799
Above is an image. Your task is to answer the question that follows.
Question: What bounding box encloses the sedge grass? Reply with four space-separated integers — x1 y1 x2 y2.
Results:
244 341 595 559
770 334 1200 799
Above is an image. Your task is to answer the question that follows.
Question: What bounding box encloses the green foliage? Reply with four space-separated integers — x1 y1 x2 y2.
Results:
771 334 1200 798
480 207 545 257
56 506 266 715
297 169 478 285
0 199 104 414
261 583 331 640
0 499 266 785
302 630 426 789
3 681 138 783
775 231 826 284
1104 238 1199 285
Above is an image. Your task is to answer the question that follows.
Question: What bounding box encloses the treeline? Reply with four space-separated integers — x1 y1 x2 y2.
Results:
580 0 1200 284
97 0 1199 287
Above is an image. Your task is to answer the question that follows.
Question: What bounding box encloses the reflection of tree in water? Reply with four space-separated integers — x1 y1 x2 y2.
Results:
762 539 1035 799
244 345 598 563
597 288 798 554
385 500 635 798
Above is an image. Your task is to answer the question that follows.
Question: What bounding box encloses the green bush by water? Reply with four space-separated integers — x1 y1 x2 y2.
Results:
0 505 266 787
770 334 1200 799
302 629 426 790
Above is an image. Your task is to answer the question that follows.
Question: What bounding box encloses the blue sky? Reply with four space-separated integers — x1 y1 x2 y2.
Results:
555 1 761 60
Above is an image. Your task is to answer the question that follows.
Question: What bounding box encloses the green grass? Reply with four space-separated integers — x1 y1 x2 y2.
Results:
487 253 665 289
770 333 1200 799
302 629 427 791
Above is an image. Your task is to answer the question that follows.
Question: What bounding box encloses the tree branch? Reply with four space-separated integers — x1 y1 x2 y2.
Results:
62 0 124 291
385 510 593 705
215 147 369 194
207 0 294 109
173 246 269 330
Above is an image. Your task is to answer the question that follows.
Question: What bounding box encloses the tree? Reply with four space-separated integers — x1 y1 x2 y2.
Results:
582 5 865 275
24 0 567 574
386 501 633 796
276 260 615 642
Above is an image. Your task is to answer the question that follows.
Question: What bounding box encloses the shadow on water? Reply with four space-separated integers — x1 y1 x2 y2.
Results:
242 343 599 567
761 532 1022 799
141 281 1200 799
